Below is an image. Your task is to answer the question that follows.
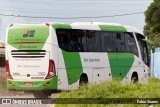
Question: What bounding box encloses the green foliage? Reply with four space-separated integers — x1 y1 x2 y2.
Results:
144 0 160 48
55 78 160 107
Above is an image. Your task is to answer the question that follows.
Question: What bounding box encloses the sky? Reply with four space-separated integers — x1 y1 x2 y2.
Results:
0 0 153 40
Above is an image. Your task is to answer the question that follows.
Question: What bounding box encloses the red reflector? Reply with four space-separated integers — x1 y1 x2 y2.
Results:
46 82 50 84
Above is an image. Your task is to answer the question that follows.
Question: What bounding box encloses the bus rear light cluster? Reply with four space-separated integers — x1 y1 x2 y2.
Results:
43 82 51 86
9 82 12 84
46 82 50 84
6 60 13 79
45 60 56 79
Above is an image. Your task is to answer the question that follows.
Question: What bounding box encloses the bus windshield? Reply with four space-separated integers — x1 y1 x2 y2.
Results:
136 33 149 66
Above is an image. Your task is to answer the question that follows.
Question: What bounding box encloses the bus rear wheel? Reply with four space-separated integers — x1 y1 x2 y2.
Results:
79 74 88 86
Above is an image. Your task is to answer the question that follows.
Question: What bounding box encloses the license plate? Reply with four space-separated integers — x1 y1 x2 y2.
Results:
24 82 33 86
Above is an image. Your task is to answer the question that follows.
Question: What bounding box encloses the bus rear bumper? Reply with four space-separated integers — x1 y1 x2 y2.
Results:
7 76 58 90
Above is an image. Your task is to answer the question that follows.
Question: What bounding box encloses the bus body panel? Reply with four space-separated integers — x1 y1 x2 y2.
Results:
8 51 49 80
57 48 69 90
80 52 111 83
7 76 58 90
122 55 148 83
54 23 148 90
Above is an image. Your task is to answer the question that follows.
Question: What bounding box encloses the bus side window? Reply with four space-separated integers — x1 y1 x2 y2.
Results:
57 29 87 52
86 30 100 52
125 33 138 56
56 30 73 52
100 32 113 52
67 30 74 52
81 35 87 52
69 30 86 52
113 32 125 52
57 30 68 51
59 35 66 51
136 33 149 65
72 34 84 52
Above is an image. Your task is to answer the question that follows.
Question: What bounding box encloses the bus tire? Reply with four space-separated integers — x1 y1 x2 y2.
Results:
131 72 138 83
79 74 88 86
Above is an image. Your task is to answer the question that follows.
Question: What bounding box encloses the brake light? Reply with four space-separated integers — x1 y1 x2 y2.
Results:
6 60 13 79
45 60 56 79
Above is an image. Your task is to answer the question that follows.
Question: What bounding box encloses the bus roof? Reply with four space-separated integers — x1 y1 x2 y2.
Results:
50 22 143 35
70 22 143 34
9 22 143 35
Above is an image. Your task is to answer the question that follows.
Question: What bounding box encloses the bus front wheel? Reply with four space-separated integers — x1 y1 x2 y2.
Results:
131 72 138 83
79 74 88 86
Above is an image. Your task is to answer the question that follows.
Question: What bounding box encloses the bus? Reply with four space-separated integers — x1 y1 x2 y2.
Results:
5 22 149 90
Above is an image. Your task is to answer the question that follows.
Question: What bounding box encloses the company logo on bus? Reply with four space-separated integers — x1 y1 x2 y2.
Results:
23 28 35 37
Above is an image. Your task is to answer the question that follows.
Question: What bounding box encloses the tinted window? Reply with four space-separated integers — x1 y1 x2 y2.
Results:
100 32 113 52
86 31 100 52
57 29 141 55
125 33 138 56
56 29 86 52
136 33 149 65
113 32 125 52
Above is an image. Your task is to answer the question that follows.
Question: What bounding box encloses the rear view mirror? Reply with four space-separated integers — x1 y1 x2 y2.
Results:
143 38 154 46
152 48 155 53
143 38 155 53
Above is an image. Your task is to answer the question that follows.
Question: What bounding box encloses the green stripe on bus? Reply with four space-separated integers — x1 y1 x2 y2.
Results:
51 24 73 29
99 25 127 32
62 51 83 85
52 24 83 85
108 53 134 79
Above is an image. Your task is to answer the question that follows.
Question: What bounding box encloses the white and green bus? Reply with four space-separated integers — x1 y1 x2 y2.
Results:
5 22 149 90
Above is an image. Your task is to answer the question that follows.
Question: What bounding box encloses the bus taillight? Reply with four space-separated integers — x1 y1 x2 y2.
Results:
45 60 56 79
6 60 13 79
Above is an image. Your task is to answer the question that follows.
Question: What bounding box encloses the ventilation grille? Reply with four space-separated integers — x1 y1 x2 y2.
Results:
11 50 46 58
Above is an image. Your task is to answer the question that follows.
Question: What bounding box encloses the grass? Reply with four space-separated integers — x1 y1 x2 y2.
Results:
55 78 160 107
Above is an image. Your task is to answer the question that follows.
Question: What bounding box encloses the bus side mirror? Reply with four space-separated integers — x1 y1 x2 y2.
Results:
152 48 155 53
143 38 155 53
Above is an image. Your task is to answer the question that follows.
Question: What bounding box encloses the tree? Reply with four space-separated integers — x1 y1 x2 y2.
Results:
144 0 160 48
